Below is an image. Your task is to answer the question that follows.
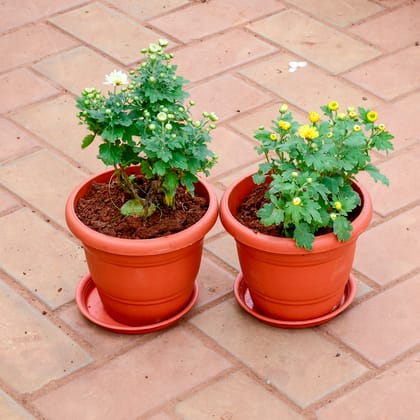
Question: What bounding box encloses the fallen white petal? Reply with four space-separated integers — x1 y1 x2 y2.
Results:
288 67 297 73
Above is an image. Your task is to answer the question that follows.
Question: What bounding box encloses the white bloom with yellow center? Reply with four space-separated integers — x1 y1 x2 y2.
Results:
103 70 129 86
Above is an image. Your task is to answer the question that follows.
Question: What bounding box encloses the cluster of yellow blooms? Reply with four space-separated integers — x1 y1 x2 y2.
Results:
273 101 383 143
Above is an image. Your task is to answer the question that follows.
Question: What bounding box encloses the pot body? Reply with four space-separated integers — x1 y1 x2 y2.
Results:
65 167 218 326
220 173 372 321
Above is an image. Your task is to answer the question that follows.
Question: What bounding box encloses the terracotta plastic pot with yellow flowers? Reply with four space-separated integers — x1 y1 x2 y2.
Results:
65 40 219 333
220 102 394 328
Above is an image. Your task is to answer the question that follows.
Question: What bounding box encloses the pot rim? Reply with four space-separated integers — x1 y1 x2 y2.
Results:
219 172 373 255
65 167 218 255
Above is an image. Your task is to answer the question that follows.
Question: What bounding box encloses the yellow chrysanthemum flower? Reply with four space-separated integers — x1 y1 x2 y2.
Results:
298 124 319 140
378 124 386 131
278 120 291 131
353 125 361 132
309 111 320 123
367 111 378 122
328 101 339 111
270 133 278 141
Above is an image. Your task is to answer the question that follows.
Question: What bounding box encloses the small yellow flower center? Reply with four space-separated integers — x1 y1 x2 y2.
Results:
328 101 339 111
367 111 378 122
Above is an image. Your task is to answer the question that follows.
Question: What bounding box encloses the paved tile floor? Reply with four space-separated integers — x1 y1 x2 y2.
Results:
0 0 419 418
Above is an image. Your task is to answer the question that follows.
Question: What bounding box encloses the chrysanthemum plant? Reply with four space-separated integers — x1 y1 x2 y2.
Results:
76 39 218 217
253 101 394 250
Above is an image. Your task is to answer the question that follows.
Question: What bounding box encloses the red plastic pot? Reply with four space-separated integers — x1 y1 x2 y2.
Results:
65 167 218 326
220 173 372 321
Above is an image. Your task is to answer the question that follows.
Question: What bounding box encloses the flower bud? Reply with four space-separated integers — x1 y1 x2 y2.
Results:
279 103 288 114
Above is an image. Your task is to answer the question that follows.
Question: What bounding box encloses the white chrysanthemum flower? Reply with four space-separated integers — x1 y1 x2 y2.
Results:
103 70 129 86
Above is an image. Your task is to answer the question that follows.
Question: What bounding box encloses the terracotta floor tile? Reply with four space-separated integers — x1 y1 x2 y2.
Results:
187 74 272 122
0 68 59 114
372 91 420 151
350 2 420 51
208 127 258 178
173 29 277 83
229 102 307 140
248 10 380 74
33 327 231 419
284 0 383 27
317 353 420 419
149 0 284 42
107 0 189 20
176 370 304 419
240 52 381 112
59 304 141 356
0 188 20 215
49 3 169 66
0 23 78 73
356 144 420 217
0 274 92 393
33 46 120 96
0 389 34 419
217 162 262 188
325 275 420 367
0 150 87 228
0 0 87 32
205 234 240 272
191 299 367 408
10 95 105 174
0 118 40 164
146 412 173 420
354 206 420 285
196 256 234 307
0 208 86 308
344 46 420 100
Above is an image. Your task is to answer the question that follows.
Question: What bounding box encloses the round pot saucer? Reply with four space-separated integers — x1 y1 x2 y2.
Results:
76 274 198 334
233 273 356 329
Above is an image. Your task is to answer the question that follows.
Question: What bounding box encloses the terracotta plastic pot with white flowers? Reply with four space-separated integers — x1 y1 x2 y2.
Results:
220 102 394 328
66 40 219 333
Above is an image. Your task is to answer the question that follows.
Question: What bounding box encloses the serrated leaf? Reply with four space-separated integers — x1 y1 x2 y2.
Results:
181 172 197 193
364 164 390 186
293 223 315 251
373 131 394 151
153 160 167 176
81 134 95 149
98 142 122 166
257 203 284 226
333 216 353 242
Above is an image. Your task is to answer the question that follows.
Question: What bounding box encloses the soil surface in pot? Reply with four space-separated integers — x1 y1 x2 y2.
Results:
75 176 208 239
236 184 361 238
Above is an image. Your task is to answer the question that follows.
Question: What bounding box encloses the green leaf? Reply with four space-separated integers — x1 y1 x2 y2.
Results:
333 216 353 242
120 198 156 217
153 160 167 176
81 134 95 149
293 223 315 251
364 164 390 186
257 203 284 226
181 172 197 193
372 131 394 151
98 142 122 166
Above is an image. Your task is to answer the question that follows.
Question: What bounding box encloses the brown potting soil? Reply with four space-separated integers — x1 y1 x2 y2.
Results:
235 184 284 237
75 176 208 239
